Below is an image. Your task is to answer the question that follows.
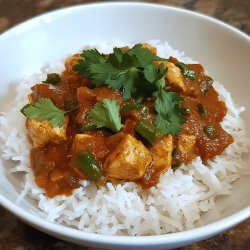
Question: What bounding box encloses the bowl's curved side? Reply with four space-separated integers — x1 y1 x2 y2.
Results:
0 2 250 250
0 193 249 250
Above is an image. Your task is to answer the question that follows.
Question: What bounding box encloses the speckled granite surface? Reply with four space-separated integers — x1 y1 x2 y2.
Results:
0 0 249 249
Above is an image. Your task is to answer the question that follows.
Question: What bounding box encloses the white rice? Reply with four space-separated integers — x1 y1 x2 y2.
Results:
0 41 250 236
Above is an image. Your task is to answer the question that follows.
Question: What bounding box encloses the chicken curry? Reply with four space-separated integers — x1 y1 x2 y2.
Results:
21 44 233 197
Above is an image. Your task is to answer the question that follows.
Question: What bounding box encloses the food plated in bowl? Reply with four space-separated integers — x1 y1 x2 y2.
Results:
0 2 250 249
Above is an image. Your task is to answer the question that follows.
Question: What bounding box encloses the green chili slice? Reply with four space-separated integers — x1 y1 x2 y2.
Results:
180 106 190 115
135 120 163 145
176 62 197 80
43 73 61 85
121 104 149 116
197 103 208 117
77 149 104 181
80 124 97 132
200 76 214 95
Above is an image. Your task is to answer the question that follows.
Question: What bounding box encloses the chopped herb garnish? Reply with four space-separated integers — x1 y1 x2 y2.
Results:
89 99 122 133
20 98 66 127
200 76 214 95
197 103 208 117
43 73 61 85
176 62 197 80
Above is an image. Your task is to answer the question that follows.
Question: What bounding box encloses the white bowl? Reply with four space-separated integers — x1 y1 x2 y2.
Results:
0 2 249 249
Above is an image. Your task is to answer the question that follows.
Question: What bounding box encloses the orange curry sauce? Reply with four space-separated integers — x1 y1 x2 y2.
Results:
27 55 233 198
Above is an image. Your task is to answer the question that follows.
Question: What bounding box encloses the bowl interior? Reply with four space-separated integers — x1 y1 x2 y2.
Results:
0 3 249 249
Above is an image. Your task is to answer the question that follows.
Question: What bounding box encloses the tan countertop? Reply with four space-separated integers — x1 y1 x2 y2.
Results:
0 0 249 249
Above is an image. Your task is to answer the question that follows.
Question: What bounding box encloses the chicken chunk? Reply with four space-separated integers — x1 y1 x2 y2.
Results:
93 87 123 105
70 134 93 154
76 87 95 124
70 133 109 163
103 134 152 180
26 116 69 147
150 135 173 174
155 61 187 92
77 87 95 103
177 134 196 163
106 132 125 149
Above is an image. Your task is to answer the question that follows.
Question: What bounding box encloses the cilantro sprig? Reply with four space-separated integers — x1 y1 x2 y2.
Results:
74 44 188 135
89 99 122 133
73 44 166 101
21 98 66 127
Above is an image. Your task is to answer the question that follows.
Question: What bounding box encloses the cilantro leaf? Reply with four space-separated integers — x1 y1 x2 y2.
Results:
89 63 123 87
73 49 106 79
89 99 122 133
107 45 165 68
82 49 106 64
143 63 167 90
21 98 66 127
108 47 132 67
154 90 187 135
144 64 160 83
126 44 166 67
